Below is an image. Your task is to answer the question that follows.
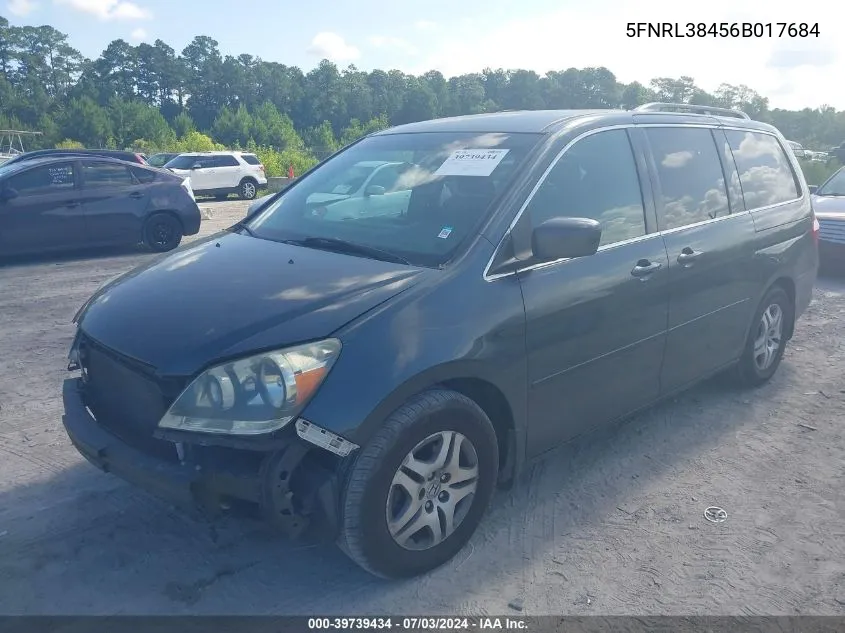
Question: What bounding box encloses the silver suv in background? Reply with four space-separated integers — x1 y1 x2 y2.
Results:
164 151 267 200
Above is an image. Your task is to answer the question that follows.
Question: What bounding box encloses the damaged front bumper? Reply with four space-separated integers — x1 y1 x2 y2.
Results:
61 378 343 539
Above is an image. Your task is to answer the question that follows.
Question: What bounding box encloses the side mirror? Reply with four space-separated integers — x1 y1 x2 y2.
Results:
364 185 385 197
531 217 602 262
191 163 203 170
808 185 818 194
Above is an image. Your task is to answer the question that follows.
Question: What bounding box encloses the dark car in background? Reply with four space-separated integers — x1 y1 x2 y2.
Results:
0 156 201 257
147 152 180 168
62 104 818 579
3 148 148 167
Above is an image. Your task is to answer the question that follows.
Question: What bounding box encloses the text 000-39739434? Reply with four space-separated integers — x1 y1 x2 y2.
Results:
626 22 820 38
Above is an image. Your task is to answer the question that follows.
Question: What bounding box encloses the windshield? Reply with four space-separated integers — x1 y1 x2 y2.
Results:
318 163 378 195
245 131 541 267
817 167 845 197
165 155 199 169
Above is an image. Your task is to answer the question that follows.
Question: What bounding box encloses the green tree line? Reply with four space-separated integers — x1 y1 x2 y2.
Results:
0 16 843 178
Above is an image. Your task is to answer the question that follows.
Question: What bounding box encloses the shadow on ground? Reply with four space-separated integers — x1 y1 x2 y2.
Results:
0 370 778 615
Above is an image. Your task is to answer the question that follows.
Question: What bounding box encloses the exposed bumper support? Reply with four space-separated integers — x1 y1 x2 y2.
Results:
61 378 340 537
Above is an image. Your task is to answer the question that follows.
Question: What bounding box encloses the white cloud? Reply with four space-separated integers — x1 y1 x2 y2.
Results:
129 27 147 42
7 0 37 16
400 0 845 110
306 32 360 62
368 35 418 56
414 20 437 31
53 0 151 20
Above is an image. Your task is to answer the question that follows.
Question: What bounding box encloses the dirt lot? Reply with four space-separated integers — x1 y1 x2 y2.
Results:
1 199 844 615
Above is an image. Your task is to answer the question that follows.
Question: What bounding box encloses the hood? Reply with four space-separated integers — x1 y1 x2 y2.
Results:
811 194 845 219
77 232 428 375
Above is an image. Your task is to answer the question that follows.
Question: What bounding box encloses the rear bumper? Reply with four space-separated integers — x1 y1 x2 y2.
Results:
181 206 202 235
62 378 339 535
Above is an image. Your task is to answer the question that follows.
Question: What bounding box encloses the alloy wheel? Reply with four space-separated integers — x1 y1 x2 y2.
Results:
385 431 479 551
753 303 783 371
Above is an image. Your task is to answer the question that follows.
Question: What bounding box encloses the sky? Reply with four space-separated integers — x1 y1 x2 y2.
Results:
4 0 842 111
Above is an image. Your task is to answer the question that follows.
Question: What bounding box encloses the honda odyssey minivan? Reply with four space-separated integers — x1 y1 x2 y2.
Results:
62 103 819 579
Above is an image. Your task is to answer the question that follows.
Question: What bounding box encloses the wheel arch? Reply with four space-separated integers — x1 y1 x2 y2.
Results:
746 275 797 342
346 363 525 487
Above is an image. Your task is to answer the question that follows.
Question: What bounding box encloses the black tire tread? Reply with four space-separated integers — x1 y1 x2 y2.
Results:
143 212 182 252
338 388 497 578
239 178 258 200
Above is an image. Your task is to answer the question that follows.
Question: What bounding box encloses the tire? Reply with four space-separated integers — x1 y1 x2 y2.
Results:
338 389 499 579
734 286 793 387
143 213 182 253
239 179 258 200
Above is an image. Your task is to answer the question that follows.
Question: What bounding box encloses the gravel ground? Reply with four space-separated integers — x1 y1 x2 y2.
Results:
1 200 844 615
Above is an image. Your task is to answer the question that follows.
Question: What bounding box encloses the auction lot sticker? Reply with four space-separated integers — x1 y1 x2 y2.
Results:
433 149 509 177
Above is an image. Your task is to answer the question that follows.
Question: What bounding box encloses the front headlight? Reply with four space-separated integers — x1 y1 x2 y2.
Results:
158 339 341 435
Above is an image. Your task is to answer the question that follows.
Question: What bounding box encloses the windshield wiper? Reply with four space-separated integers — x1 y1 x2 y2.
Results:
284 237 411 265
229 221 256 237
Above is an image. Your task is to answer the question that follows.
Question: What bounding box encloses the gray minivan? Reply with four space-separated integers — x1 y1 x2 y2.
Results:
62 103 819 579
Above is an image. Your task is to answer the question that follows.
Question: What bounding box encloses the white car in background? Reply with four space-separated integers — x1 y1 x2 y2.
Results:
164 151 267 200
306 160 414 220
786 140 807 159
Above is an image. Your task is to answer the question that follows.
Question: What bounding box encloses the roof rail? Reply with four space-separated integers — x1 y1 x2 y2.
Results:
633 102 750 120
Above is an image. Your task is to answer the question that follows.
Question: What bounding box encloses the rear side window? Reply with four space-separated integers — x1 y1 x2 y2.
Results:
213 155 240 167
724 131 800 209
524 129 647 247
8 164 75 194
645 127 729 230
131 166 156 184
82 162 136 187
242 154 261 165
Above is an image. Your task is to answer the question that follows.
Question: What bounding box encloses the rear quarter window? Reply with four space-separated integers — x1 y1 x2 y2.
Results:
724 130 800 209
242 154 262 165
131 166 156 184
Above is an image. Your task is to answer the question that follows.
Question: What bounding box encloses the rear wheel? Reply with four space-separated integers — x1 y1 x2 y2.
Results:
239 179 258 200
143 213 182 252
734 286 793 387
338 389 499 579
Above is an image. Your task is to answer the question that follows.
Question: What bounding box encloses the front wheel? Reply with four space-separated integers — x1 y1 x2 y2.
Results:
239 179 258 200
734 286 793 387
338 389 499 579
143 213 182 252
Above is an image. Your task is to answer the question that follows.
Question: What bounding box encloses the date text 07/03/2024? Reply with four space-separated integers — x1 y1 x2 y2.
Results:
626 22 820 38
307 618 529 631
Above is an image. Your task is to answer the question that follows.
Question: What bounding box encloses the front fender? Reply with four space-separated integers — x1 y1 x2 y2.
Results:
299 263 528 472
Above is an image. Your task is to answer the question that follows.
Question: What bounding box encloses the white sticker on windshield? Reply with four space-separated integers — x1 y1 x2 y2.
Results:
433 149 509 177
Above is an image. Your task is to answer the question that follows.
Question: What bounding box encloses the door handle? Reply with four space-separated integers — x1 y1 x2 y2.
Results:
677 247 703 267
65 201 81 208
129 191 144 199
631 259 662 279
